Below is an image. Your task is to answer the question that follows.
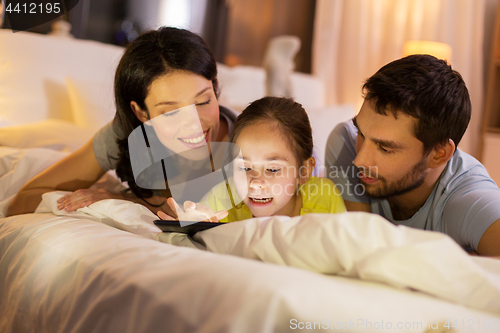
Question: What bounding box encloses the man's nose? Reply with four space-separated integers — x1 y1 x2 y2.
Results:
353 141 374 170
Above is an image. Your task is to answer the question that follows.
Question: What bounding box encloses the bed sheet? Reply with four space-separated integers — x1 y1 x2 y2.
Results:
1 212 499 333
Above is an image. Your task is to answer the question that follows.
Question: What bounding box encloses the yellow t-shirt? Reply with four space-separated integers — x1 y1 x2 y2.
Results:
200 176 346 222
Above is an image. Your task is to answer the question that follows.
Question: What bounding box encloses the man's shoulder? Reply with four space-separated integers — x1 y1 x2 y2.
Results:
331 119 357 138
326 120 357 152
443 149 495 188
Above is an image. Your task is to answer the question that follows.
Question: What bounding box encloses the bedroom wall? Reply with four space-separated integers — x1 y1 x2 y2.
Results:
484 0 500 87
222 0 316 73
125 0 316 73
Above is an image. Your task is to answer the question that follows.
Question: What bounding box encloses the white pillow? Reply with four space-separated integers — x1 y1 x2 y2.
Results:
0 30 123 125
216 63 266 112
0 119 94 152
291 72 326 108
65 77 116 131
307 104 355 176
216 63 326 111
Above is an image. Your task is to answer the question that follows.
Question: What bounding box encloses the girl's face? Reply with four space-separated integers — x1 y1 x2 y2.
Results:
233 121 304 218
131 71 219 160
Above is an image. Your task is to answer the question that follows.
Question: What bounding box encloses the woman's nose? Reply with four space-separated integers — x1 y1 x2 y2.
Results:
181 105 203 130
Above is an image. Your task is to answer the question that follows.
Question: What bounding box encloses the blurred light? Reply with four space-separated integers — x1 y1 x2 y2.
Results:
402 40 452 63
158 0 191 29
121 20 134 32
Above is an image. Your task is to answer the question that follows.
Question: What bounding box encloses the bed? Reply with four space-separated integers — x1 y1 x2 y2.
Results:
1 30 500 333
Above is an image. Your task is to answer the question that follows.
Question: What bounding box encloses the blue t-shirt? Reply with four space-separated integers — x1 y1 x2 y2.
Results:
325 121 500 251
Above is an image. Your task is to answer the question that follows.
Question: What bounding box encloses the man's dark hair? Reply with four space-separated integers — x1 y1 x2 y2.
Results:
362 54 471 154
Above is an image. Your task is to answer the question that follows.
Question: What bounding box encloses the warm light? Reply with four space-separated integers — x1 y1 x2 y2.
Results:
402 40 452 63
158 0 191 29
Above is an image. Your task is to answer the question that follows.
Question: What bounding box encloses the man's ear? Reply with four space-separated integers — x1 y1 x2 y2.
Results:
299 156 315 185
428 139 455 168
130 101 149 123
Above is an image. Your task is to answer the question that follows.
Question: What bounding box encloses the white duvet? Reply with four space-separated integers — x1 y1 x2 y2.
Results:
2 147 500 333
36 191 500 315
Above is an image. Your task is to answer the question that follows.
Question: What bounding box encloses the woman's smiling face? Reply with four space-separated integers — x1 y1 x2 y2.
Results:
233 121 302 218
132 70 220 160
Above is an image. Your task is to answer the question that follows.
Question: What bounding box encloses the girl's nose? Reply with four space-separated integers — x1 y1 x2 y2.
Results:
249 179 267 189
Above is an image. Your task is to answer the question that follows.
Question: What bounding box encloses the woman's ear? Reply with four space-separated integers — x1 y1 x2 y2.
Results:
299 156 315 185
130 101 149 123
428 139 455 168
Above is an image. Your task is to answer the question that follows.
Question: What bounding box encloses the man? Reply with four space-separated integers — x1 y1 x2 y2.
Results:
325 54 500 256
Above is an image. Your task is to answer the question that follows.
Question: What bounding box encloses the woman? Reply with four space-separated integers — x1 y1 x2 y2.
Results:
7 27 236 217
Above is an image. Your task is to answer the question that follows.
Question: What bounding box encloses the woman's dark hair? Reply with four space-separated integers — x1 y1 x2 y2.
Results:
362 54 471 154
230 97 313 166
114 26 218 199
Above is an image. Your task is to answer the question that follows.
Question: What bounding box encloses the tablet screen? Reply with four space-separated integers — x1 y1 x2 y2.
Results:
154 220 225 236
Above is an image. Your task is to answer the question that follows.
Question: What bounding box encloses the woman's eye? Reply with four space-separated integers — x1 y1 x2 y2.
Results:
238 167 251 172
266 168 281 173
162 110 180 117
196 99 211 106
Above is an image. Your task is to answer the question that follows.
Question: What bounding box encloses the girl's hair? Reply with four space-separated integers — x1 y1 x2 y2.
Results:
114 27 218 199
230 97 313 166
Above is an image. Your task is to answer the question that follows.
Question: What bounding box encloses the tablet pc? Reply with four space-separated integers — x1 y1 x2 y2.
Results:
154 220 225 236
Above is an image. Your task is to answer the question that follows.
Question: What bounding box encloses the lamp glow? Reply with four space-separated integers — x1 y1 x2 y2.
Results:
402 40 452 63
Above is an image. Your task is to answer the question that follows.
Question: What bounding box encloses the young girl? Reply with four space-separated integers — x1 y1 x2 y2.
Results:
161 97 346 222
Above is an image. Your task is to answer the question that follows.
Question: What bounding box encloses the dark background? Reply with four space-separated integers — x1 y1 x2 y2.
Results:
0 0 316 73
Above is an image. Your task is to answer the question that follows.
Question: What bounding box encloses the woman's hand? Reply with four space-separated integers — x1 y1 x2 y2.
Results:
57 188 122 212
157 197 228 223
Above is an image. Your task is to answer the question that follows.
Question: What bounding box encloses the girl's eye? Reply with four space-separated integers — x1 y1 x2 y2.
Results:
196 99 211 106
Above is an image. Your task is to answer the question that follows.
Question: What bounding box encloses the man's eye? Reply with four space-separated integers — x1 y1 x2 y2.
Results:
378 145 393 154
196 99 211 106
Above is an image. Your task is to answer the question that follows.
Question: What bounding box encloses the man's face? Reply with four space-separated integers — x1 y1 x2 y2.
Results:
353 100 430 199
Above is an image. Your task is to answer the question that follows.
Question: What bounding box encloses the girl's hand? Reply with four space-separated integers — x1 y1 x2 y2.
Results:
57 188 121 212
157 197 228 223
